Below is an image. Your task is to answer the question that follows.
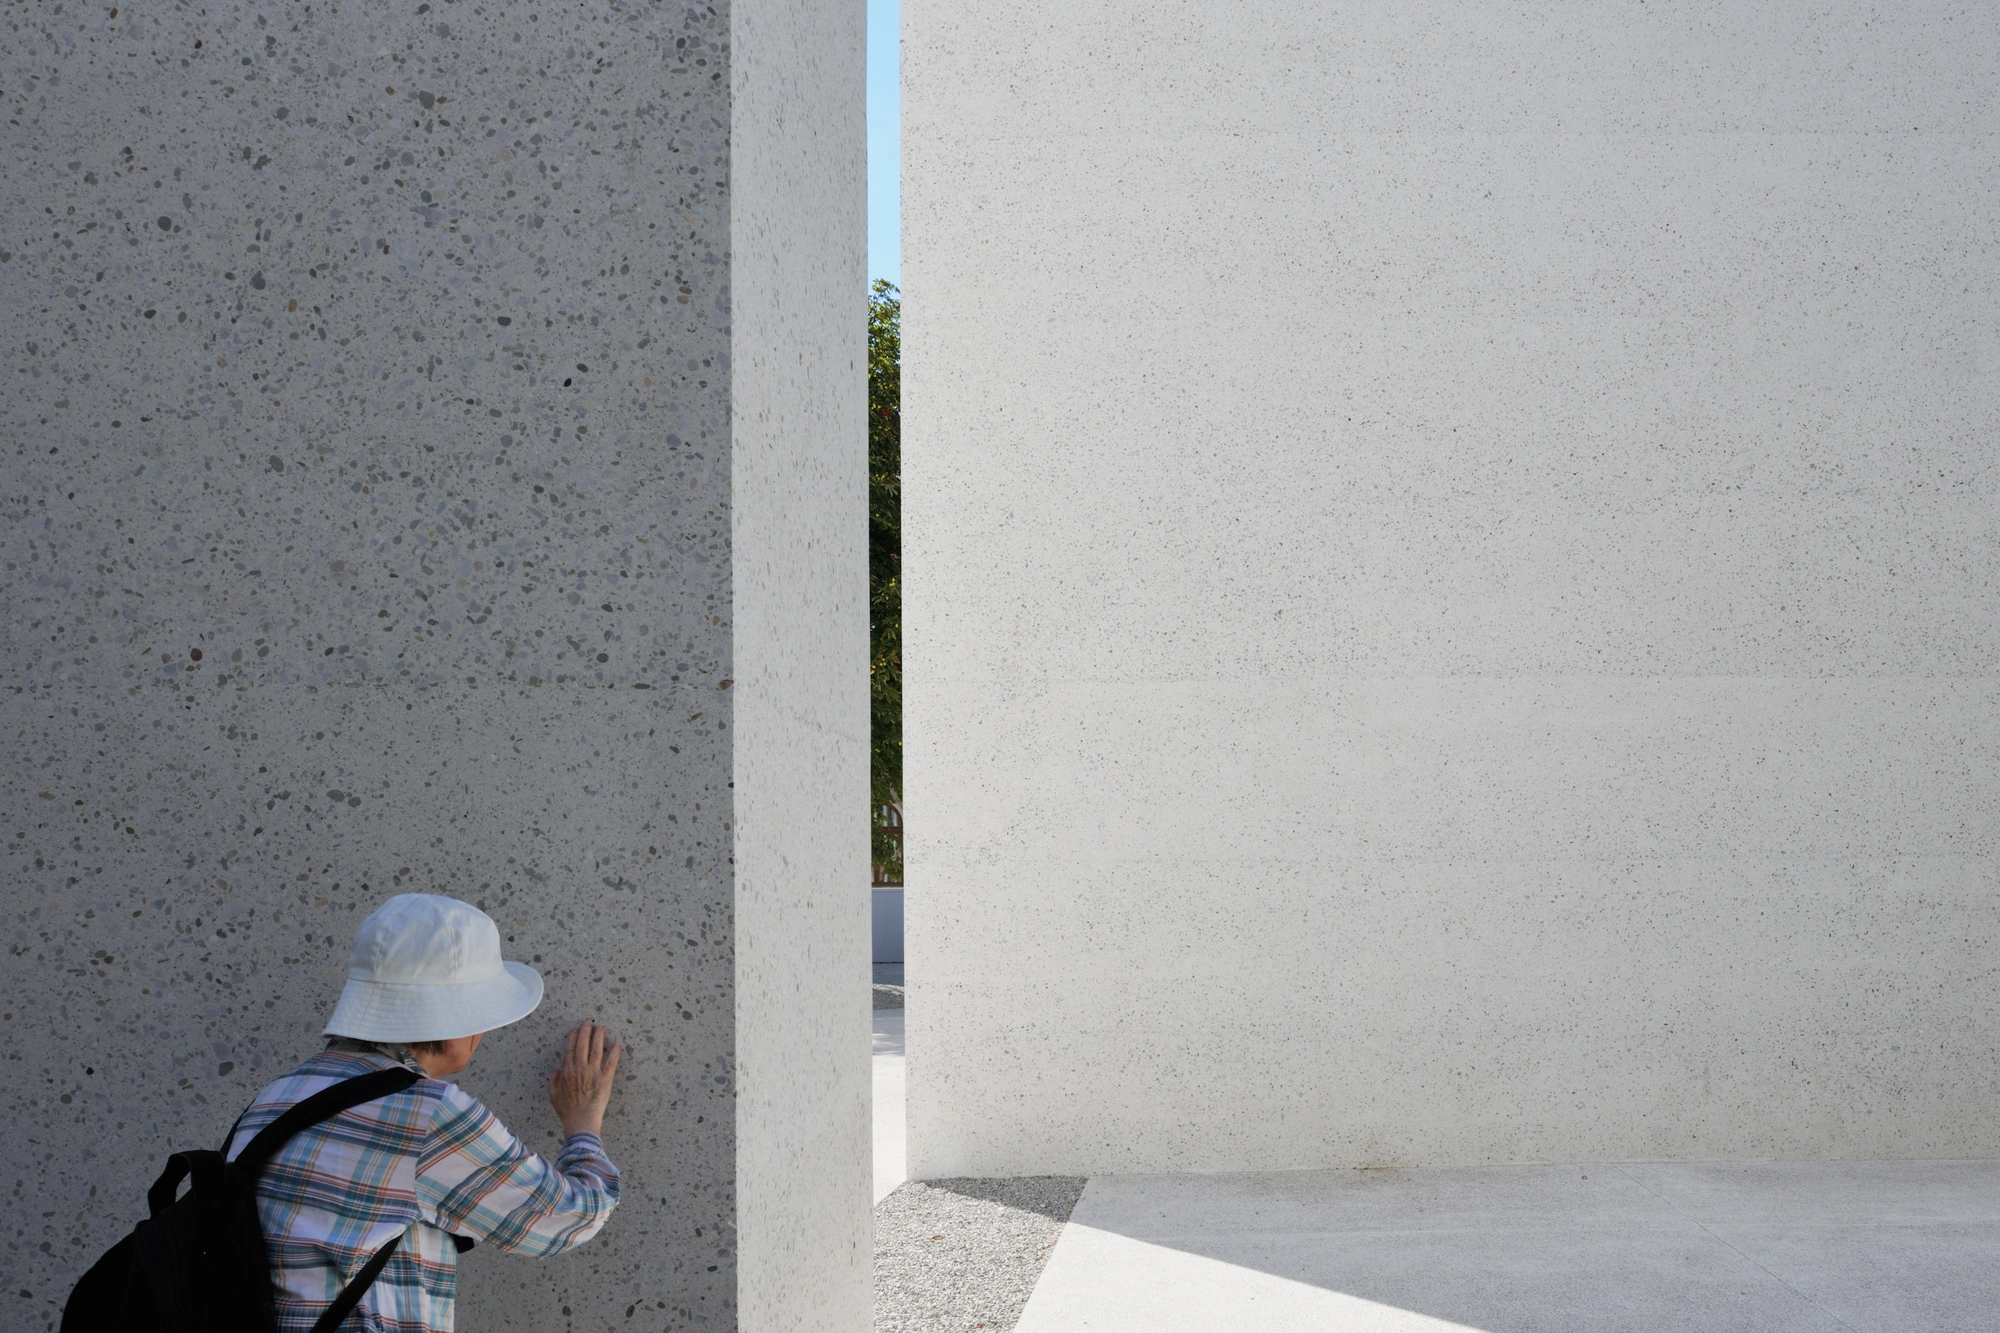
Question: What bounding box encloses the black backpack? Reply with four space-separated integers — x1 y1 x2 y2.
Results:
61 1067 422 1333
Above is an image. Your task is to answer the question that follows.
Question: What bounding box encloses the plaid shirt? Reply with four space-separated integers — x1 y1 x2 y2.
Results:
225 1047 620 1333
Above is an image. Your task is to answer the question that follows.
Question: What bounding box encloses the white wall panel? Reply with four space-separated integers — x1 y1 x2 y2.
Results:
905 0 2000 1174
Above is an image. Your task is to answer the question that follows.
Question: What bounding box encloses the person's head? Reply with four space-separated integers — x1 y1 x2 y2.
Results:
406 1033 484 1078
324 894 543 1071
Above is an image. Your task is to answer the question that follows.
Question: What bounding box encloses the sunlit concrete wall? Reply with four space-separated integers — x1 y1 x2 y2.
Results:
905 1 2000 1176
0 3 864 1330
730 0 871 1324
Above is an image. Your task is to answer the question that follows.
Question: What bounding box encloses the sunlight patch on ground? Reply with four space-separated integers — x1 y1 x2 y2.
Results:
873 1006 906 1203
1015 1224 1490 1333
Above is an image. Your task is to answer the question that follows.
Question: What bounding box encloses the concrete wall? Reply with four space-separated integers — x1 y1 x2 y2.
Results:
0 3 864 1330
730 0 870 1325
905 1 2000 1176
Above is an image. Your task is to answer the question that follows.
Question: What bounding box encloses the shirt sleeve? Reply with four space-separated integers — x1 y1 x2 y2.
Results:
414 1081 621 1256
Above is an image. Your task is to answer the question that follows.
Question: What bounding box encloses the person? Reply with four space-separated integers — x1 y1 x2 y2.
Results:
226 893 623 1332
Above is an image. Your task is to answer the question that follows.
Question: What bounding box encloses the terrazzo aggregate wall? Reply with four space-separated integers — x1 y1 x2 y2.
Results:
905 0 2000 1176
0 2 865 1329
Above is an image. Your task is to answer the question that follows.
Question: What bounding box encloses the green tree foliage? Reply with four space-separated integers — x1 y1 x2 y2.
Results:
869 280 903 882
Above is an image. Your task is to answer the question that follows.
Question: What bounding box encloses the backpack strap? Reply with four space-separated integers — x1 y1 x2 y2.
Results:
307 1231 403 1333
130 1067 426 1331
232 1067 422 1175
145 1149 228 1218
148 1069 423 1214
233 1067 424 1332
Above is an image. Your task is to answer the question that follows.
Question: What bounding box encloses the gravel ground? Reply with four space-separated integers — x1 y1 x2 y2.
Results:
874 1177 1088 1333
874 983 906 1010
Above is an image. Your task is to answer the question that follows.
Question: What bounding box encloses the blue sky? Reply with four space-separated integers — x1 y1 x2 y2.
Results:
868 0 900 287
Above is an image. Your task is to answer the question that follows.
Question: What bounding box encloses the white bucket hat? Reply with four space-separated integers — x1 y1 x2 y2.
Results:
324 893 544 1042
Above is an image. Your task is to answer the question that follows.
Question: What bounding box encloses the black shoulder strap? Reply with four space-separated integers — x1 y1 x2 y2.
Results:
233 1067 422 1175
307 1231 403 1333
151 1068 423 1217
146 1149 227 1218
224 1067 424 1333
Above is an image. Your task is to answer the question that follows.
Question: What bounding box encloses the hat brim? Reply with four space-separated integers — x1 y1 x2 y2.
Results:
323 960 544 1043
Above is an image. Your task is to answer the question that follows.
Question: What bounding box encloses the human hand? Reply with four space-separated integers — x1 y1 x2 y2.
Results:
547 1021 622 1138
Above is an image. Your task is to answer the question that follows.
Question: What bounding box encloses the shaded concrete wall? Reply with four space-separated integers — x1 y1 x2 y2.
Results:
0 2 863 1330
905 1 2000 1175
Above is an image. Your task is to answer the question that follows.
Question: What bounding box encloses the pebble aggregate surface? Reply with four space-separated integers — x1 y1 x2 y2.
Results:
874 1177 1086 1333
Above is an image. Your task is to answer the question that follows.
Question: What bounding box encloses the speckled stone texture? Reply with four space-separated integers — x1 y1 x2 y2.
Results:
0 2 863 1331
904 1 2000 1177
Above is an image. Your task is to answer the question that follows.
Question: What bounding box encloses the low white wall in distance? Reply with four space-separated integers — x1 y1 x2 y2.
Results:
904 0 2000 1176
873 889 906 964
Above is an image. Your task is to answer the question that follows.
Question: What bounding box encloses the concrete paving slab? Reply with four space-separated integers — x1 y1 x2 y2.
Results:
1077 1164 1677 1235
1017 1162 2000 1333
1018 1219 1847 1333
874 1008 907 1204
1018 1228 1493 1332
1708 1222 2000 1333
1619 1159 2000 1225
